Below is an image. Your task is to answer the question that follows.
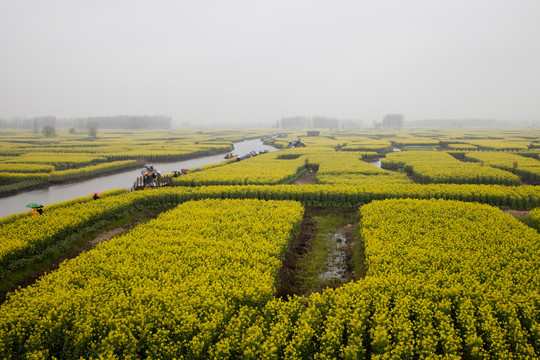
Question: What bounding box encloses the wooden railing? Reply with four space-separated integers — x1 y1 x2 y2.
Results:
131 176 173 191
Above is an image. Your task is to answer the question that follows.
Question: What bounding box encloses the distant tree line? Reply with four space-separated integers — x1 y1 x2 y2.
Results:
373 114 404 129
280 116 362 129
0 115 172 130
83 116 171 129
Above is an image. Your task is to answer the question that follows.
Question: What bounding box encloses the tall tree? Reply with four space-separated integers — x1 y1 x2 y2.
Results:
42 125 56 137
87 122 98 138
382 114 404 129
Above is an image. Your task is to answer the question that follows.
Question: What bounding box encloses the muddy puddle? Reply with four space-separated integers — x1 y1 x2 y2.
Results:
318 231 348 282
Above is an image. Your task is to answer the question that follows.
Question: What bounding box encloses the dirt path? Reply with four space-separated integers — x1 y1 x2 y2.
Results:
406 174 421 184
276 209 318 299
0 211 161 305
522 179 540 186
503 209 530 218
293 169 317 185
343 223 364 279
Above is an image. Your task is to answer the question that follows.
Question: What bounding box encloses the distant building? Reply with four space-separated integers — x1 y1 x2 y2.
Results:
307 131 320 137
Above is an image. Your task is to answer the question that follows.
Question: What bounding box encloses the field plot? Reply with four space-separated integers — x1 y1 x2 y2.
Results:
309 151 410 186
453 139 530 151
0 199 303 358
172 152 307 186
336 137 392 152
392 137 440 147
519 148 540 160
465 151 540 182
382 151 521 185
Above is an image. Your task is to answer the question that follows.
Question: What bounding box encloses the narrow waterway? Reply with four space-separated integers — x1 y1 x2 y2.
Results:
367 159 382 168
365 147 400 168
0 139 277 218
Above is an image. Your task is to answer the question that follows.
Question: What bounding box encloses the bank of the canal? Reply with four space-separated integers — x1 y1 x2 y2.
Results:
0 139 278 218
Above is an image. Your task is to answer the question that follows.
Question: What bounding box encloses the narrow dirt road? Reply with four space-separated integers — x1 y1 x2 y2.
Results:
293 170 317 185
503 209 530 218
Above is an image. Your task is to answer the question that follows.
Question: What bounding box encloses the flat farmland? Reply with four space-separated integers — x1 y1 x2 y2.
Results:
1 128 540 359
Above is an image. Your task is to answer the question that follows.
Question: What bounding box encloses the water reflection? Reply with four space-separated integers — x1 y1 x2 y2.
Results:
366 159 382 168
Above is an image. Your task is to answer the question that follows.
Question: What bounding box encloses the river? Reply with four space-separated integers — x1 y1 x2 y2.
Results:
0 139 278 218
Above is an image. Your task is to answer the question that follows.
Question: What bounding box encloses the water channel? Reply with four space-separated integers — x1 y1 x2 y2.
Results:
0 139 278 218
365 147 401 168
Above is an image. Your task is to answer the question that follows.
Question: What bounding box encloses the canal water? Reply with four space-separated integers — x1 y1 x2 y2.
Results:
366 159 382 168
365 147 400 168
0 139 278 218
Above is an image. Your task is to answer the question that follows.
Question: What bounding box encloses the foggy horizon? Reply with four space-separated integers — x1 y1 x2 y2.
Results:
1 0 539 125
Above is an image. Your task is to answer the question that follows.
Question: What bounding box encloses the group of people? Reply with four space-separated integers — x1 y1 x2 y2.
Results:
226 150 269 161
286 139 304 149
173 168 190 177
235 150 269 161
142 165 161 185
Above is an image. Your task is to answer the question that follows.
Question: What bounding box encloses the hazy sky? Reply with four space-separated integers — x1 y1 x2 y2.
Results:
1 0 539 125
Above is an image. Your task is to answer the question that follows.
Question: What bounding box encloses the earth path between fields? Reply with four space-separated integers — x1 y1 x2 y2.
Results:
503 209 530 218
293 169 317 185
